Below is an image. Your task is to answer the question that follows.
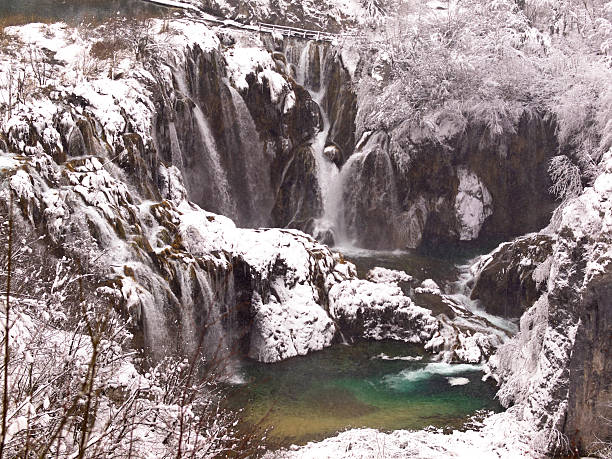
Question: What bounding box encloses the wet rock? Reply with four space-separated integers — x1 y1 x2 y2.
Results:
323 144 341 166
270 143 322 232
314 226 335 246
470 233 553 318
217 31 235 47
454 167 493 240
322 50 357 166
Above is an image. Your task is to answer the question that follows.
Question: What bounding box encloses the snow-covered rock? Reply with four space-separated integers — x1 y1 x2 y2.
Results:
366 266 412 284
415 278 441 293
485 150 612 453
329 280 439 343
454 167 493 240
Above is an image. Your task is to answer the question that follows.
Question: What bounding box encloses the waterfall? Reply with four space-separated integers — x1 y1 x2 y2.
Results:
447 262 519 335
227 84 274 227
331 151 367 247
173 64 235 218
190 107 234 214
295 42 347 245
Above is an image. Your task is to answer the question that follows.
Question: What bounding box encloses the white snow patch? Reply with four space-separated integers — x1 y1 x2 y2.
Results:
367 266 412 284
455 167 493 240
225 47 275 91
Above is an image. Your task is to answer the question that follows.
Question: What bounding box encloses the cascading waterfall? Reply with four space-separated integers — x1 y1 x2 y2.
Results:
448 263 519 335
173 64 235 218
295 43 347 245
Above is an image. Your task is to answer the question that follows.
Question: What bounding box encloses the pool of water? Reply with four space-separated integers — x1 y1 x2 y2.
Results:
0 0 166 25
228 341 502 448
337 239 503 289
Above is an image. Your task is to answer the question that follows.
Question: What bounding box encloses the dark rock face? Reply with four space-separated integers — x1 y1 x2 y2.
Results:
270 143 322 232
471 233 554 318
343 111 558 249
321 51 357 166
565 269 612 452
462 113 558 239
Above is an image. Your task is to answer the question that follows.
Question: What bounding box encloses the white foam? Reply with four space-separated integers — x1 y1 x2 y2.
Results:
447 377 470 386
384 363 482 387
372 353 423 361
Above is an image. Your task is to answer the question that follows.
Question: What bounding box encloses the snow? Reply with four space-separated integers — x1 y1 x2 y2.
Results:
416 278 441 293
258 68 289 103
329 279 439 343
224 47 276 91
448 376 470 385
366 266 412 284
372 353 423 361
165 19 220 52
454 167 493 240
142 0 199 9
248 283 336 362
271 409 537 458
0 154 21 172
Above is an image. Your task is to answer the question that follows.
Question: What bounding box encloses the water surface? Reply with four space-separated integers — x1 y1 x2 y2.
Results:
0 0 166 24
229 341 502 448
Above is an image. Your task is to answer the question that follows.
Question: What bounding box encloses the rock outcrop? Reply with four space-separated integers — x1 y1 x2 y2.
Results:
486 153 612 453
329 280 439 343
340 111 558 249
470 233 554 318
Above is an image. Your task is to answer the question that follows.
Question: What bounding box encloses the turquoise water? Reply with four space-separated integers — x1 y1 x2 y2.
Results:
0 0 165 24
338 239 503 288
229 341 502 447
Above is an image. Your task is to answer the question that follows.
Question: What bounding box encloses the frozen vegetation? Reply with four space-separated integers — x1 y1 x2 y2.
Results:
0 0 610 456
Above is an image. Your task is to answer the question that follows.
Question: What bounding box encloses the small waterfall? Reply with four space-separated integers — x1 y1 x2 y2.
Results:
447 262 519 335
295 42 346 244
173 65 235 217
227 85 274 227
190 107 234 214
167 122 184 170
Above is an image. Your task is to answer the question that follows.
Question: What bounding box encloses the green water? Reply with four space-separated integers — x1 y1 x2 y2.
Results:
229 341 502 447
0 0 165 24
338 239 503 288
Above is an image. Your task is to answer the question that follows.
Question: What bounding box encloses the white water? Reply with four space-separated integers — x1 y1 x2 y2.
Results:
449 262 519 335
295 43 348 244
191 106 235 215
227 84 274 226
383 362 482 388
174 65 235 217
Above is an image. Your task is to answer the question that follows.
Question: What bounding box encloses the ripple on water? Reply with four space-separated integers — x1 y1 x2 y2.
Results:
227 341 502 448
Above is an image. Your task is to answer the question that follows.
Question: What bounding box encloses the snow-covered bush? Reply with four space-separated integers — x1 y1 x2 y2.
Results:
0 195 259 457
548 154 583 200
353 0 612 150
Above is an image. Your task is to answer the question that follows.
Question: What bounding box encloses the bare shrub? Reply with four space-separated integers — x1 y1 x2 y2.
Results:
0 189 260 457
548 155 583 201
